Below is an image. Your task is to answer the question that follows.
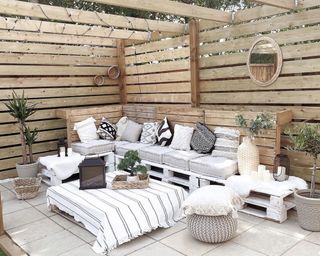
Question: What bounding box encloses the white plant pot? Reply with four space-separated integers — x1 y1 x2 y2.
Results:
16 162 39 178
127 175 139 182
237 136 260 175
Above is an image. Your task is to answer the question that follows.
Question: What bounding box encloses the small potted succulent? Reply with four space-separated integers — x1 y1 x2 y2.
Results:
117 150 148 182
4 91 39 177
235 113 273 175
288 123 320 231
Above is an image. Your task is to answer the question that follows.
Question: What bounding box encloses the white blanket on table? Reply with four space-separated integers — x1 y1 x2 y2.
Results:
225 175 307 197
46 175 187 255
39 153 85 180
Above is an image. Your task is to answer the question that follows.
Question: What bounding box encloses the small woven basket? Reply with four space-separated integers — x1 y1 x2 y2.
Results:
13 177 42 200
111 174 149 190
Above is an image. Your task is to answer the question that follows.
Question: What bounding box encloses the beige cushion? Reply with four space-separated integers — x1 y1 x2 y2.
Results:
189 156 238 179
121 120 143 143
169 124 194 151
72 140 114 156
163 150 204 171
212 127 240 160
139 145 174 164
73 117 99 143
116 117 128 140
182 185 244 217
115 142 150 156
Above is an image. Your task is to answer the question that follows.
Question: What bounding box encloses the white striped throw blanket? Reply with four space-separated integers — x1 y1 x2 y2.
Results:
47 178 187 255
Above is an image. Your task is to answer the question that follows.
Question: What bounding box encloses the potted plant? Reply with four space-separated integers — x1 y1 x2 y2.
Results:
235 113 273 175
288 123 320 231
117 150 148 182
4 91 39 177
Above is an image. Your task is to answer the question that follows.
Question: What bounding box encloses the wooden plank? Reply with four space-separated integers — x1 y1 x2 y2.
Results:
117 39 127 105
126 59 190 75
0 96 120 111
127 93 191 103
0 87 119 100
125 36 189 56
0 17 150 41
0 0 184 33
0 41 117 57
0 53 117 66
126 71 190 84
87 0 232 23
189 19 200 107
125 47 189 65
127 82 191 94
0 30 116 47
253 0 297 9
0 77 118 89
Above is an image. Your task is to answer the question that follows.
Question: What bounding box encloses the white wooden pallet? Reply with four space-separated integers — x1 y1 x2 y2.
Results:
239 189 295 223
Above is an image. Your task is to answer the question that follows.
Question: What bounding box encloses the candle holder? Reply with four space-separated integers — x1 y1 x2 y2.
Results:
57 138 68 157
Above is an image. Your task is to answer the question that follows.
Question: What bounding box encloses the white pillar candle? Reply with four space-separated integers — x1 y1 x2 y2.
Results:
60 147 65 157
258 165 266 180
263 170 273 182
251 171 258 181
67 148 73 157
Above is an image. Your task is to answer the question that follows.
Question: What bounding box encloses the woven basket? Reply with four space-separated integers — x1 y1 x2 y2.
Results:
187 213 238 243
112 174 149 190
13 177 42 200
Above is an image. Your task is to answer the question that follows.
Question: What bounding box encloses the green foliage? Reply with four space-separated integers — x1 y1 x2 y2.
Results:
235 113 274 137
4 91 36 123
117 150 148 176
3 91 38 164
288 124 320 160
287 124 320 197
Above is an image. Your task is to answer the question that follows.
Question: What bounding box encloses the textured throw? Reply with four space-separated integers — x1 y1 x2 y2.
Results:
47 176 187 255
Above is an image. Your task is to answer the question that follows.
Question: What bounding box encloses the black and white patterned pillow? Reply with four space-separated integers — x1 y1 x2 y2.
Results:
140 122 158 144
157 117 173 147
97 117 117 140
191 122 216 154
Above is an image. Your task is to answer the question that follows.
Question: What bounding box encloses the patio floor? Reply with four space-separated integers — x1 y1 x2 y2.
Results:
2 179 320 256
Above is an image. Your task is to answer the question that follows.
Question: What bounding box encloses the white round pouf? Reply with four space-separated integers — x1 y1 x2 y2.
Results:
187 213 238 243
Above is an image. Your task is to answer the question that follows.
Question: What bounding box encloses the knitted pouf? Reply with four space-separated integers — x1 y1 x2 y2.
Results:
187 213 238 243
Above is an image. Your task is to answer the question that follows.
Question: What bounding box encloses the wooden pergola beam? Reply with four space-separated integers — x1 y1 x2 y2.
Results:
87 0 232 23
0 0 185 33
252 0 298 10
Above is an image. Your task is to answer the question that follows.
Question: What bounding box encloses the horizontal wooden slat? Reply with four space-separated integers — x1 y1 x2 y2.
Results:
126 71 190 84
0 30 116 47
0 41 117 57
0 53 117 66
127 93 191 103
127 82 191 94
0 0 184 33
125 36 189 56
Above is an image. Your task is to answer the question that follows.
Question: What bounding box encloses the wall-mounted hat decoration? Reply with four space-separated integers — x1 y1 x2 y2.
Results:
107 65 121 80
93 75 105 86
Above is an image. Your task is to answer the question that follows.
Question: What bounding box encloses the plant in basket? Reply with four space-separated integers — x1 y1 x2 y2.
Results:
287 123 320 231
4 91 39 177
117 150 148 182
235 113 274 175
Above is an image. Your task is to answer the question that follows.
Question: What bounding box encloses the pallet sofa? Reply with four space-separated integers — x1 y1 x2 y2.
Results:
56 104 292 191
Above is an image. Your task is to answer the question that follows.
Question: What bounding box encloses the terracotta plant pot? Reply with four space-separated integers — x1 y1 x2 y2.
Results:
16 162 39 178
237 136 260 175
294 189 320 231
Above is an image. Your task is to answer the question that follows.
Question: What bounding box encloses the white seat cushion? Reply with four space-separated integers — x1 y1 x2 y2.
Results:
139 145 174 164
190 156 237 179
115 142 151 156
163 150 204 171
72 140 114 156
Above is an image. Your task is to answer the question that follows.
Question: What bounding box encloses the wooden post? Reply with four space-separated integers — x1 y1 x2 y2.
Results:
117 39 127 105
189 19 200 108
0 193 4 235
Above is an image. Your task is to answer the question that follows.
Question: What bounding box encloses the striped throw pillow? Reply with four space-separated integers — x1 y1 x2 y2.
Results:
157 117 173 147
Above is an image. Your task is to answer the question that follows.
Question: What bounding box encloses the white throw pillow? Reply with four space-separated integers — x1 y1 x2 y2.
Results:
182 185 244 217
73 117 99 143
116 116 128 140
169 124 194 151
121 120 143 143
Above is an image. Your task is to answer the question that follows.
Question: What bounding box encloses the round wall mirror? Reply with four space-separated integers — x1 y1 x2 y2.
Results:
247 37 283 87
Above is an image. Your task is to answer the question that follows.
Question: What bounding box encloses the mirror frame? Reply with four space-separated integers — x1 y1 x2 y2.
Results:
247 37 283 87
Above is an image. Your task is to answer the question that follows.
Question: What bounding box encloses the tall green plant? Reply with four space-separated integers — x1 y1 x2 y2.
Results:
4 91 37 164
288 124 320 198
235 113 274 137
